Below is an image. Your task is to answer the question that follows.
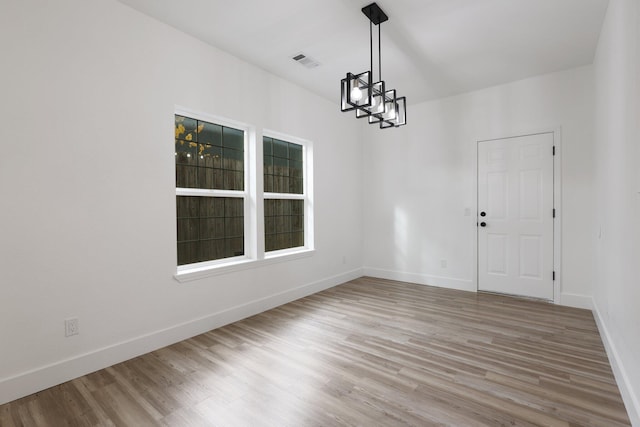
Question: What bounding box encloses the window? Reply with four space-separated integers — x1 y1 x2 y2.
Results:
175 114 246 266
176 196 244 264
174 108 313 280
263 136 307 252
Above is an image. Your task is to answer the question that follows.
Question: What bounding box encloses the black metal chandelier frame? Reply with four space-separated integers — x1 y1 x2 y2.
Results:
340 2 406 129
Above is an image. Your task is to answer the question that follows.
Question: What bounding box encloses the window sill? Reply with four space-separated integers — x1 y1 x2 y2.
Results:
174 248 315 283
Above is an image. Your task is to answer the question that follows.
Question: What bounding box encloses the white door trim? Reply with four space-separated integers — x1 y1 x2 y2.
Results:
472 128 562 304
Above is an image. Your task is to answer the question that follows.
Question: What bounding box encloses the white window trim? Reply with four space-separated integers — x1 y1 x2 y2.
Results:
173 108 314 283
175 248 315 282
174 107 254 281
176 188 245 198
262 129 315 260
263 192 304 200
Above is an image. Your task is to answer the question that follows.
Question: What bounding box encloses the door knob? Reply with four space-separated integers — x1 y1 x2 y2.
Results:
480 222 487 227
480 211 486 217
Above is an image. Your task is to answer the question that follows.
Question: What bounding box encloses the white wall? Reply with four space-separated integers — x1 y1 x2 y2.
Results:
363 66 596 306
2 0 637 420
592 0 640 424
0 0 363 404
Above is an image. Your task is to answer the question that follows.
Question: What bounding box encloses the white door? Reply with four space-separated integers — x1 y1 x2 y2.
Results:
477 133 554 300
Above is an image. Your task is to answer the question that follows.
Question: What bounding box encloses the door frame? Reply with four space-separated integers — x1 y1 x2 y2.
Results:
473 128 562 304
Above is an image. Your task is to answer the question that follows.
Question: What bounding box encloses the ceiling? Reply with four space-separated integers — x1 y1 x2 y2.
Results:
117 0 609 105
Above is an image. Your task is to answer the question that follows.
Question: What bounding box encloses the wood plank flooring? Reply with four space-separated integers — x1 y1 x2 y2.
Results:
0 277 631 426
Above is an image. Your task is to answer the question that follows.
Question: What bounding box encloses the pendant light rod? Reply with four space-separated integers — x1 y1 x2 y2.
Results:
370 21 373 82
378 22 382 82
363 3 386 82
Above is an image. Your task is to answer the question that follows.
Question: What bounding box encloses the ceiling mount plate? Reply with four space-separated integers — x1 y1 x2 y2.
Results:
361 3 388 25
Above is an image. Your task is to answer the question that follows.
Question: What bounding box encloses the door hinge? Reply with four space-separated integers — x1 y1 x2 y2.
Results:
552 146 556 156
553 271 556 281
553 208 556 218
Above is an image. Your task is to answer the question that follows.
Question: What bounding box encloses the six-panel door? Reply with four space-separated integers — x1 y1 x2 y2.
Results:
477 133 554 300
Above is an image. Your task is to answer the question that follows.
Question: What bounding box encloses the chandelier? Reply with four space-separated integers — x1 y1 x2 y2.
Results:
340 2 406 128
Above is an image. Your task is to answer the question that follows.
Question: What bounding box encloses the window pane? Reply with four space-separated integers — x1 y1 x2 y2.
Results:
263 137 303 195
223 170 244 191
289 144 303 162
175 139 198 188
200 144 221 168
175 115 244 191
175 140 198 165
199 197 225 217
223 148 244 171
273 139 288 158
177 241 199 265
176 165 198 188
200 218 225 239
225 198 244 216
290 177 303 194
289 160 303 177
264 174 274 193
273 156 288 176
292 214 304 232
200 239 225 262
223 127 244 150
177 195 199 217
264 199 304 252
198 167 223 190
177 218 199 242
175 116 198 142
177 196 244 265
292 232 304 247
263 137 273 156
273 175 289 193
197 121 222 146
225 237 244 258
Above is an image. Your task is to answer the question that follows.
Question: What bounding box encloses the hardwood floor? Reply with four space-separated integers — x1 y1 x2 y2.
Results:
0 277 631 426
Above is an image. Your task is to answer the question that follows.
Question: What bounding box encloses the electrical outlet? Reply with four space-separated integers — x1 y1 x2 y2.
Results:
65 318 79 337
342 256 346 264
440 259 447 268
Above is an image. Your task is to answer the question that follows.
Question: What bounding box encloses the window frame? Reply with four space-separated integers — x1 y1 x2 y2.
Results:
262 130 314 258
175 107 253 276
173 109 314 283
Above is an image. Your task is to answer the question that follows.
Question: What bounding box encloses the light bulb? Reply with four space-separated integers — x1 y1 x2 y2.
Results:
382 102 396 119
350 86 363 101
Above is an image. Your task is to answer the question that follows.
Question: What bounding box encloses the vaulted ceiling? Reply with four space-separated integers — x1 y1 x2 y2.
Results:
118 0 609 105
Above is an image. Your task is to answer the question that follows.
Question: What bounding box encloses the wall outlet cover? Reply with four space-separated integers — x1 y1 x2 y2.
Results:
65 318 79 337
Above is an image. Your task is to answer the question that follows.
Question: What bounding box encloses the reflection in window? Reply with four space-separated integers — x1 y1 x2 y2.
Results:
176 196 244 265
175 115 245 266
264 136 305 252
263 137 303 194
175 116 244 191
264 199 304 252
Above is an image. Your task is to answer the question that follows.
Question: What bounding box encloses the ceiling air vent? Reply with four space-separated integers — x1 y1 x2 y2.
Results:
292 53 320 69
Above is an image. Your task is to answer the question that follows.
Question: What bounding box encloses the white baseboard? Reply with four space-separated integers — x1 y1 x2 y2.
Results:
592 300 640 426
363 267 475 292
0 268 363 406
560 292 593 309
